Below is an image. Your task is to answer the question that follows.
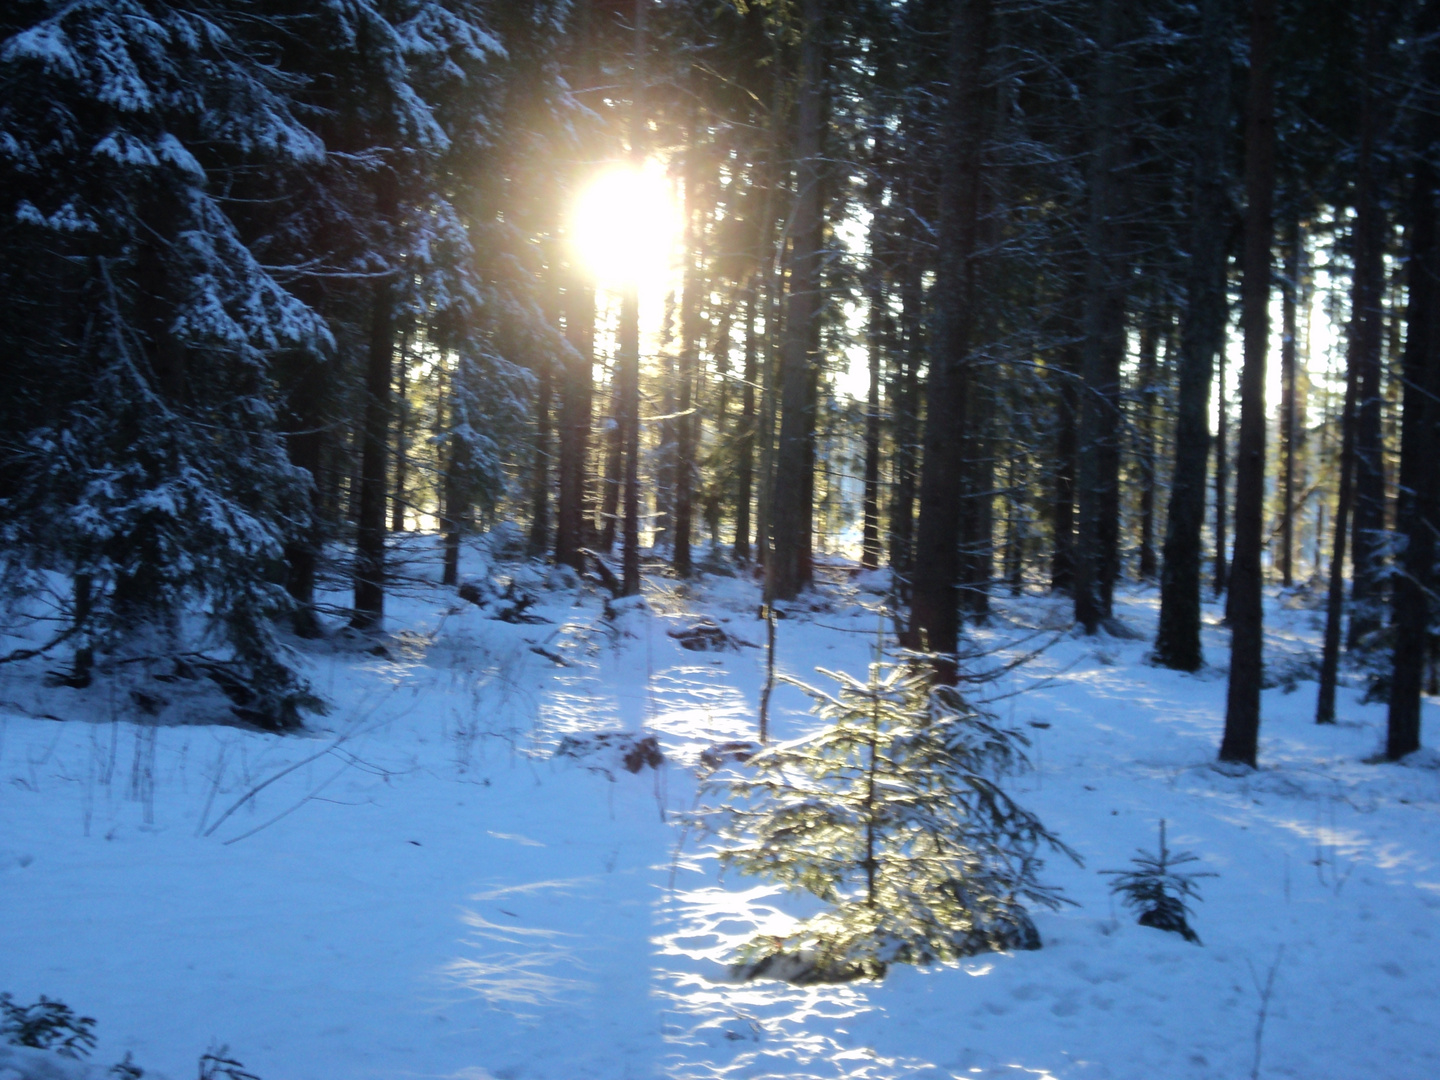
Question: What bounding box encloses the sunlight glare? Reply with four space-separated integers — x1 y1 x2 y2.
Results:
570 162 680 290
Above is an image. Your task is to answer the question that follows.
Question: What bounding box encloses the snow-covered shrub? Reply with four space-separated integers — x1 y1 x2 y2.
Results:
696 651 1079 983
0 995 95 1059
1102 819 1213 944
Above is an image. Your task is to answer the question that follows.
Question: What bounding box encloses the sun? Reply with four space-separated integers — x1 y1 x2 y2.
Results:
570 162 681 291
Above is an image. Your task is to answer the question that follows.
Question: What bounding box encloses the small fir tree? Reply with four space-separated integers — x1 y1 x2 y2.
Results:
697 646 1079 982
1102 819 1213 944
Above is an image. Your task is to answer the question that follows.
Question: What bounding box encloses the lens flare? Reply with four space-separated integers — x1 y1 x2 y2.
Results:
570 162 680 290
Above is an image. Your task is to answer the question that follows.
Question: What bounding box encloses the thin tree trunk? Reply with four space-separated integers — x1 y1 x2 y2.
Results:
391 327 409 534
619 283 641 595
528 357 553 557
888 196 922 593
600 355 622 553
673 149 703 577
734 276 758 561
352 252 396 630
861 218 885 571
1051 336 1079 593
1346 35 1389 650
1387 7 1439 758
1074 0 1130 633
1137 320 1159 580
1214 335 1230 598
555 273 595 571
1219 0 1277 768
1316 337 1360 724
1279 215 1300 587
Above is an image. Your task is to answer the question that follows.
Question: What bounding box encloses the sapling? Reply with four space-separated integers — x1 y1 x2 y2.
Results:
1102 819 1214 944
697 645 1079 982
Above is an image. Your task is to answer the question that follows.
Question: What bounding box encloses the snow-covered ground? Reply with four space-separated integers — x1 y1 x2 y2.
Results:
3 541 1438 1080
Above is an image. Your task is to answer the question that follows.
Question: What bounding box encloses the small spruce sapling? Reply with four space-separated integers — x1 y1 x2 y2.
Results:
1102 820 1214 944
697 644 1079 982
0 993 97 1059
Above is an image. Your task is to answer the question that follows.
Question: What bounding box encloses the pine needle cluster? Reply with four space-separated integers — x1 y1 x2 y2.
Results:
697 649 1079 982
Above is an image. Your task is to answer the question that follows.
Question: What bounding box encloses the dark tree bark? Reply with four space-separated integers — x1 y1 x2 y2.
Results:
907 0 993 663
673 147 703 578
555 274 595 571
768 0 826 601
1316 332 1360 724
527 356 553 558
619 283 641 596
283 353 327 638
1345 32 1389 651
887 200 923 593
861 209 885 571
1214 330 1230 598
352 245 396 631
734 276 758 562
1386 10 1439 760
1051 336 1079 593
1219 0 1277 768
600 357 622 553
391 327 409 534
1074 0 1130 634
1279 215 1300 587
1137 319 1159 581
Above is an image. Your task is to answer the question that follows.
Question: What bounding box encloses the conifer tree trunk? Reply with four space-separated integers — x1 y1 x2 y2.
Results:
673 148 703 577
861 212 885 572
768 0 826 601
600 356 622 552
1214 340 1229 598
528 357 552 557
1279 215 1301 587
908 0 993 663
1345 38 1388 650
734 276 758 562
1137 320 1159 581
1316 340 1360 723
1219 0 1277 768
1074 0 1130 633
352 243 396 631
391 328 409 534
619 285 641 594
1051 336 1079 593
555 273 594 571
888 201 923 591
1387 12 1439 758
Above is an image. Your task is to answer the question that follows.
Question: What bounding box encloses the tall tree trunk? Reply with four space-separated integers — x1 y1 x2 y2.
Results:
1279 215 1300 587
1214 334 1230 598
284 353 326 638
619 284 642 595
599 356 622 553
768 0 826 601
352 214 397 631
673 149 703 577
391 327 409 533
528 357 553 558
1051 336 1079 593
888 198 923 593
734 276 758 561
907 0 993 664
1316 333 1361 723
1219 0 1277 768
1346 35 1389 651
1137 319 1159 580
555 273 595 571
1387 9 1440 758
1074 0 1130 633
861 212 885 571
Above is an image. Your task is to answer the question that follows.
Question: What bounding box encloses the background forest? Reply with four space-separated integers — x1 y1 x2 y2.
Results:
3 0 1440 759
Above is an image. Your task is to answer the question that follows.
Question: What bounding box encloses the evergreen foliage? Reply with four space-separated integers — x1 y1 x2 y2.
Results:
697 646 1079 983
1102 819 1213 944
0 993 97 1059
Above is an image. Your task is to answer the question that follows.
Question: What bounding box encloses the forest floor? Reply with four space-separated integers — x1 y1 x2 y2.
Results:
2 534 1439 1080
